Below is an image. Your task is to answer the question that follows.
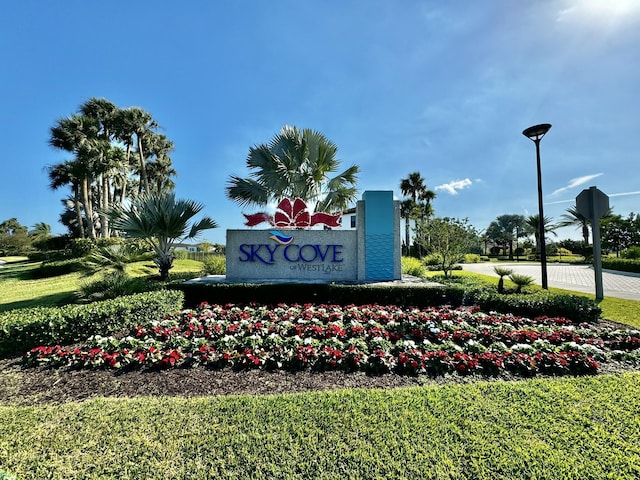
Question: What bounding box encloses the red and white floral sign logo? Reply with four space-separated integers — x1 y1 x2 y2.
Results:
243 198 342 228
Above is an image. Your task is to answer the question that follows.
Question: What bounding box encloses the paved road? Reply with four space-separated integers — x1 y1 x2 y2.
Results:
460 262 640 301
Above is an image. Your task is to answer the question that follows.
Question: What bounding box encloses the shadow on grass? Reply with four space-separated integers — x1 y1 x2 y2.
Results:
0 292 78 313
0 261 42 281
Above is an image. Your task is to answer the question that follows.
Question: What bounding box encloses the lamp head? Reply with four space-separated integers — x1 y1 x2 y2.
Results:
522 123 552 141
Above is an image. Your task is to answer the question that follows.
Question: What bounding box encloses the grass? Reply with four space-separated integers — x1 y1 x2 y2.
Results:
0 373 638 479
0 261 86 312
0 259 204 312
1 258 640 479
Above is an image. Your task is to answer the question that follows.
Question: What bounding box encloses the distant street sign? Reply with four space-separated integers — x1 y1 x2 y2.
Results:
576 186 609 221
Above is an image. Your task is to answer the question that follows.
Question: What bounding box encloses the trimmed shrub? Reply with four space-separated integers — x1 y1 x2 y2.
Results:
423 253 443 266
601 257 640 274
78 273 159 301
171 282 465 310
173 249 188 260
622 246 640 260
172 281 600 323
0 290 184 358
401 256 425 277
202 254 226 275
462 254 481 263
462 288 601 323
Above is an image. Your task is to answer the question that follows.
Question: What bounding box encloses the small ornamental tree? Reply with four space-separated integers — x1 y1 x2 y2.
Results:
414 217 478 277
107 193 217 280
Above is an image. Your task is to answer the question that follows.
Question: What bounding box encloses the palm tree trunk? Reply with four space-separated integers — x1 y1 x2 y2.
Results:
73 184 85 238
81 176 96 239
102 174 110 238
137 135 148 194
405 217 410 255
582 222 590 245
121 143 131 203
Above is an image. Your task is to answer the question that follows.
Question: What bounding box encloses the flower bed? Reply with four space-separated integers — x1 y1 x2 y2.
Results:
24 303 640 377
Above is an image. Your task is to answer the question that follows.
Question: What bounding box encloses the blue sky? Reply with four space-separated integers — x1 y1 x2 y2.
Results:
1 0 639 245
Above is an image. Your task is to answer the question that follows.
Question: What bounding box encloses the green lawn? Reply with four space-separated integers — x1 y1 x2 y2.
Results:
1 373 638 479
2 260 640 479
0 259 204 312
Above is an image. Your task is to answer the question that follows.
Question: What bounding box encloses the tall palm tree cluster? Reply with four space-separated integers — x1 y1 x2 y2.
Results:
46 98 177 239
399 172 436 255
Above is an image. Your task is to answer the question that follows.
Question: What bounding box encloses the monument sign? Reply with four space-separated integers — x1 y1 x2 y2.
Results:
226 191 401 283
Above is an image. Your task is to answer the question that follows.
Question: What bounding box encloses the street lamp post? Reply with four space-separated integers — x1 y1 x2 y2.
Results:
522 123 552 290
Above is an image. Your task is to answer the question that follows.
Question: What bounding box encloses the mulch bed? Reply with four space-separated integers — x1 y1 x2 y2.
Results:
2 340 639 407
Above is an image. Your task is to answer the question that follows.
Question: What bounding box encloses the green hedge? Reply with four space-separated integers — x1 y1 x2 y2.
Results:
602 257 640 274
0 290 184 358
463 288 601 323
171 281 600 322
171 282 466 309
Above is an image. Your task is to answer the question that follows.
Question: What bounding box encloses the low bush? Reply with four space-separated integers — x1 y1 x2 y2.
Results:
202 254 226 275
173 249 188 260
0 290 184 358
462 253 481 263
172 280 599 323
463 288 601 323
401 256 425 277
78 273 159 301
622 246 640 260
423 253 443 266
602 257 640 274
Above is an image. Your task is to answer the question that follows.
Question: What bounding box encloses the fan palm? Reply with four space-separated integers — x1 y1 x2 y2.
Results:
494 266 513 293
226 125 359 214
106 193 217 280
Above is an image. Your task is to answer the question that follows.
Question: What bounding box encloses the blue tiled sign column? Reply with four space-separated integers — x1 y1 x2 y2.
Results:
357 191 401 281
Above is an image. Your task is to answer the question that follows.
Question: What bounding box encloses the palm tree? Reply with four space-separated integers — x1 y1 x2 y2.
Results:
145 133 176 194
509 273 535 293
526 214 558 259
106 192 218 280
485 214 526 259
400 172 436 255
559 205 591 245
28 222 52 243
494 266 513 294
46 160 86 238
81 98 118 238
129 107 159 194
49 114 101 238
226 125 359 214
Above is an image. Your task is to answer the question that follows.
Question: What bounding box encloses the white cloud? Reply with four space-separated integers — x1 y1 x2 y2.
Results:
435 178 472 195
550 173 603 196
609 191 640 198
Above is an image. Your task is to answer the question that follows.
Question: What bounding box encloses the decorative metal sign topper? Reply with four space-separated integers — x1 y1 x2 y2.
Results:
243 198 342 228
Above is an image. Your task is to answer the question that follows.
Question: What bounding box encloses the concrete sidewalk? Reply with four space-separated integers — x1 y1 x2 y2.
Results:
460 262 640 301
